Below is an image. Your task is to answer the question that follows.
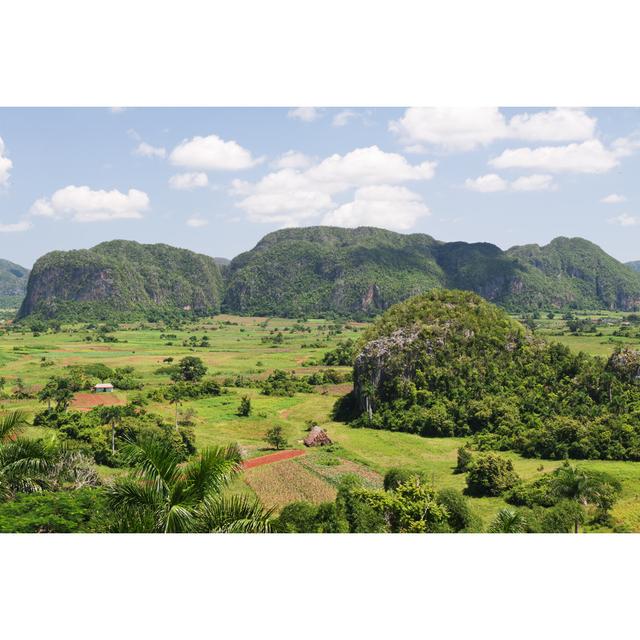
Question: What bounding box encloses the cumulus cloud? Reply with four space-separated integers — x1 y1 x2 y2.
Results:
608 213 640 227
232 145 436 226
489 140 619 174
0 137 13 187
389 107 597 151
464 174 508 193
168 172 209 190
322 185 429 231
465 173 556 192
0 220 31 233
186 215 209 228
601 193 627 204
169 134 260 171
30 185 149 222
510 174 556 191
271 150 312 170
287 107 321 122
133 142 166 159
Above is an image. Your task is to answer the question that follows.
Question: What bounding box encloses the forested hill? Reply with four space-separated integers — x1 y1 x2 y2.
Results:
222 227 640 316
626 260 640 272
17 240 224 320
15 227 640 321
0 258 30 308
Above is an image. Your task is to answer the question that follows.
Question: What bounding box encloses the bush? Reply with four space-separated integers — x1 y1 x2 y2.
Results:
466 453 520 497
437 488 482 532
237 395 252 417
455 445 473 473
383 468 423 492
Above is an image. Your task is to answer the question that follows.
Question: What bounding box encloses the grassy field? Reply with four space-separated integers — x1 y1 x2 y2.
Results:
3 310 640 531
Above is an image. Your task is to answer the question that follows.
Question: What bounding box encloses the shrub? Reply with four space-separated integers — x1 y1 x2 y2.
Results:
383 468 422 492
455 445 473 474
465 453 520 497
237 395 252 417
437 488 482 532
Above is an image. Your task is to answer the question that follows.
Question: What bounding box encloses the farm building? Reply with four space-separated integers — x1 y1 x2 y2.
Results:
93 383 114 393
303 426 332 447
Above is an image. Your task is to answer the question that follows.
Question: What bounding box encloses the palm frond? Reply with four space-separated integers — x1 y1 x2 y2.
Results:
119 434 181 494
0 411 30 443
183 444 243 501
198 495 274 533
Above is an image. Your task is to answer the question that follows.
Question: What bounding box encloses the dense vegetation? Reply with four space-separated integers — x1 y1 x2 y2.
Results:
223 226 640 316
339 289 640 461
0 258 29 309
18 240 224 321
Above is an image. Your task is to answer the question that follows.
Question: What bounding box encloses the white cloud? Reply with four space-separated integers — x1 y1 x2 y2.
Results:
465 173 556 193
232 146 436 225
323 185 429 231
168 172 209 190
332 110 359 127
307 146 436 188
0 220 31 233
30 185 149 222
287 107 321 122
601 193 627 204
389 107 596 151
133 142 166 159
0 137 13 187
489 139 619 174
186 215 209 228
110 107 127 113
508 108 596 142
608 213 639 227
611 132 640 157
464 174 508 192
510 174 556 191
169 134 260 171
271 150 312 170
390 107 509 152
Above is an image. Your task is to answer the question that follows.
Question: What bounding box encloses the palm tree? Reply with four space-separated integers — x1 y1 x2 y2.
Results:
552 463 593 533
0 411 53 502
488 508 527 533
166 383 186 429
105 434 273 533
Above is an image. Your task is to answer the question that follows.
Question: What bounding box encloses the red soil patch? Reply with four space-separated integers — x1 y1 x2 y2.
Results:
242 449 306 470
71 393 125 412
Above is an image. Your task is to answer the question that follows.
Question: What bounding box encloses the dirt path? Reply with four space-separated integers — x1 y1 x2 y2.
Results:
242 449 306 470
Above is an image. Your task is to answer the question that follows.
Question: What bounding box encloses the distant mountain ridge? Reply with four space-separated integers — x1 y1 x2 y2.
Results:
0 259 30 309
14 227 640 321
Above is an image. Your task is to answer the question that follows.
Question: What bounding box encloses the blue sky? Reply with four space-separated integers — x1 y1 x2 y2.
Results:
1 107 640 267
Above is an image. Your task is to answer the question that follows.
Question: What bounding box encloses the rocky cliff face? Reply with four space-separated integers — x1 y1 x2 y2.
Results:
18 241 224 320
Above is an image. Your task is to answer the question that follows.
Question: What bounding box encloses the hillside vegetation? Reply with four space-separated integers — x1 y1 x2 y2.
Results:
340 289 640 461
0 258 29 309
224 226 640 316
13 226 640 321
18 240 224 321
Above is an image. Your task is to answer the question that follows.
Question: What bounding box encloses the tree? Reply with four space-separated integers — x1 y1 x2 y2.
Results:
265 426 287 450
455 445 473 473
99 405 124 455
237 395 252 417
105 435 272 533
38 377 74 412
488 508 527 533
466 453 520 497
166 383 187 429
551 462 622 532
171 356 207 383
37 378 59 411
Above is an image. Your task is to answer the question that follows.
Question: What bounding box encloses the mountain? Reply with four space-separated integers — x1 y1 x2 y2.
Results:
626 260 640 272
0 259 30 309
18 240 224 321
17 227 640 321
223 227 640 316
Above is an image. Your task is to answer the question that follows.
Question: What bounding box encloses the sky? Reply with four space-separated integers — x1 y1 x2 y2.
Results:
1 107 640 268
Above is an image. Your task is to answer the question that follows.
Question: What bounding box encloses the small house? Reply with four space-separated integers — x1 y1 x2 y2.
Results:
94 383 114 393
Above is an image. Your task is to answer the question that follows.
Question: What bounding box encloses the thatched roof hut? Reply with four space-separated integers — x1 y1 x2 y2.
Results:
303 426 332 447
